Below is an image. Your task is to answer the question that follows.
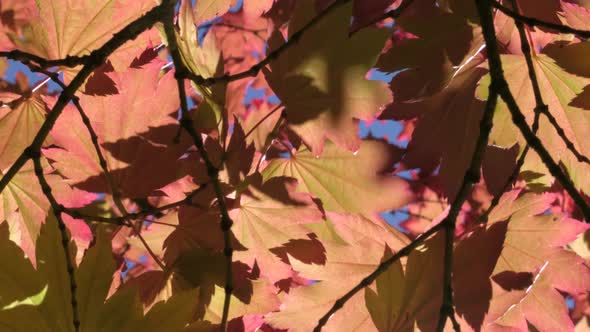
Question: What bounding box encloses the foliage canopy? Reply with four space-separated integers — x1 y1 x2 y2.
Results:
1 0 590 331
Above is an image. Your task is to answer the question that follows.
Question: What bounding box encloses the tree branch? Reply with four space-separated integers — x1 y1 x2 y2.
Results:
479 0 545 223
0 1 170 196
162 3 236 329
28 148 80 332
64 184 207 226
314 86 498 331
475 0 590 223
244 103 284 139
0 50 89 68
435 86 498 331
182 0 352 87
198 22 267 41
313 221 445 331
490 0 590 39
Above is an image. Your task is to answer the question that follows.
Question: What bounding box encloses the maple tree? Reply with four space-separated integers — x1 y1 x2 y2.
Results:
3 0 590 331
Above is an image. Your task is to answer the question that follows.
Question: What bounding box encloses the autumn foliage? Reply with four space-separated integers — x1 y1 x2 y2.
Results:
2 0 590 331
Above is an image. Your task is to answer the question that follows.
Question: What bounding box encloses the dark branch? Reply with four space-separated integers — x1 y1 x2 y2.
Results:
315 87 498 332
313 222 446 331
198 22 267 41
491 0 590 39
64 184 207 226
0 50 89 68
183 0 352 87
0 1 170 196
162 2 236 330
479 0 550 223
435 88 498 332
475 0 590 223
30 150 80 331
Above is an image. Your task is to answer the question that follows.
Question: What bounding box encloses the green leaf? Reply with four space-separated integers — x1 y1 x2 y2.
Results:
477 46 590 191
0 213 199 331
262 141 410 213
0 95 46 169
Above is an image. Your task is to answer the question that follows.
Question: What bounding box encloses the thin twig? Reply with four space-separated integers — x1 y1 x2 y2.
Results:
199 22 267 41
0 1 169 196
0 50 89 68
314 88 498 332
476 0 590 223
255 115 286 173
435 87 498 332
64 185 207 226
479 0 544 223
244 103 283 139
182 0 352 87
28 60 168 271
28 148 80 331
162 2 236 329
491 0 590 39
134 226 166 270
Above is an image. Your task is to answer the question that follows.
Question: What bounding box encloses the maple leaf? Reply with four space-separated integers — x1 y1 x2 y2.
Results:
11 0 159 71
559 1 590 30
211 6 270 117
398 185 448 236
0 158 94 262
229 176 324 282
203 281 280 325
193 0 237 27
0 93 46 169
376 0 481 101
266 212 409 331
165 175 323 283
0 214 199 331
262 140 410 213
263 0 391 154
242 101 283 152
452 191 590 331
177 0 222 79
477 44 590 191
382 65 488 200
45 60 192 198
493 0 561 55
364 233 444 332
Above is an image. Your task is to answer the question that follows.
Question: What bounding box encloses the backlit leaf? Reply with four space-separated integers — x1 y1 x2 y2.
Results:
263 0 391 154
262 141 410 213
